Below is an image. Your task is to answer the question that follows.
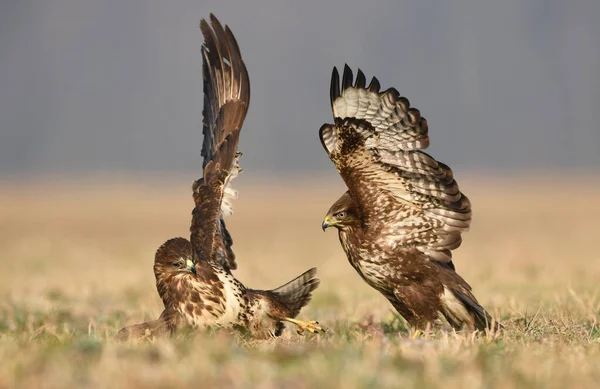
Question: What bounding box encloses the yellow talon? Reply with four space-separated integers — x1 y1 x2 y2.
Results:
411 329 423 339
283 318 323 335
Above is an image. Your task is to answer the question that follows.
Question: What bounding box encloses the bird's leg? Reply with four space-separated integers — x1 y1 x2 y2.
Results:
282 317 323 335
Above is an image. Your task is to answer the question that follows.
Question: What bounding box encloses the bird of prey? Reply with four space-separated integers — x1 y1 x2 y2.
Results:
319 65 498 332
118 15 321 340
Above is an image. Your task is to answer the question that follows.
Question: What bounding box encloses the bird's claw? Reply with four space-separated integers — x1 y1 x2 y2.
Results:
284 318 324 335
295 320 323 335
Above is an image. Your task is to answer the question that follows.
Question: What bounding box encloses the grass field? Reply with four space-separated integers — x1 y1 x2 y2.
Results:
0 175 599 389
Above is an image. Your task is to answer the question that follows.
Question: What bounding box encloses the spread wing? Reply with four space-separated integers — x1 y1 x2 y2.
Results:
190 14 250 270
320 65 470 264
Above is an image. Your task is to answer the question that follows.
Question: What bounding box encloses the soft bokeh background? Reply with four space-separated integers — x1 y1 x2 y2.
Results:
1 1 600 388
1 0 599 175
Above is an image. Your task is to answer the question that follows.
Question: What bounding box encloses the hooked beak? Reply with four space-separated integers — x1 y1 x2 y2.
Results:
186 259 197 275
322 216 331 231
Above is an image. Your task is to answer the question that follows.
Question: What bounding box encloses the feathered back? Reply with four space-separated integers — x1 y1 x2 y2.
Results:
320 65 471 263
190 14 250 270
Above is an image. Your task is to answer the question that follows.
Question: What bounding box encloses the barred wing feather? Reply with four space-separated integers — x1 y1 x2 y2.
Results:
190 14 250 270
319 65 470 264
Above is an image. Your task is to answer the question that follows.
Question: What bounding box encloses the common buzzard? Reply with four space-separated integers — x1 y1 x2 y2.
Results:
320 65 498 331
118 15 322 340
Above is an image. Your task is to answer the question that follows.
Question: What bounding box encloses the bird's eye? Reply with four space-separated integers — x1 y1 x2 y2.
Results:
171 261 182 268
336 211 346 219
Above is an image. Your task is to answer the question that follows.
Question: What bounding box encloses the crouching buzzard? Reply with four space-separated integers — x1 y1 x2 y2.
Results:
118 15 321 340
319 65 499 332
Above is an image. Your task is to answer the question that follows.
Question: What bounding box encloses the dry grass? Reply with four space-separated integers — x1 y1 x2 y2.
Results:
1 174 599 389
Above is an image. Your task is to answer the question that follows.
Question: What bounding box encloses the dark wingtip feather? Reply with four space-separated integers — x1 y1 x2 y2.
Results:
224 26 240 58
209 15 226 43
341 64 354 91
224 27 247 101
355 69 366 88
199 18 210 33
368 76 381 93
209 13 220 27
200 17 219 57
330 67 340 109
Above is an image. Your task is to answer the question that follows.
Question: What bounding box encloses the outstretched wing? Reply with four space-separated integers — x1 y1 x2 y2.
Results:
320 65 470 264
190 14 250 270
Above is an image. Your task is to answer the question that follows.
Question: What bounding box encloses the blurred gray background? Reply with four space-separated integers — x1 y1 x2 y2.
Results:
1 0 599 177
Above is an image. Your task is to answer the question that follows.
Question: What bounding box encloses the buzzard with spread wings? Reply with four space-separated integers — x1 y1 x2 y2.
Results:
118 15 321 340
320 65 499 331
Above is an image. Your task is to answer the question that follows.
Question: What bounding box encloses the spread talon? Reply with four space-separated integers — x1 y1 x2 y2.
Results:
283 317 323 335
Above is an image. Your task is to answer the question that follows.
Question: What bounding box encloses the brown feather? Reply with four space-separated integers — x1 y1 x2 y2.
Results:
193 14 250 271
321 67 498 331
117 16 321 341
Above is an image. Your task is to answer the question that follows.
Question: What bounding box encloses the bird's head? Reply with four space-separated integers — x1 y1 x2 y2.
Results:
322 191 361 231
153 237 197 282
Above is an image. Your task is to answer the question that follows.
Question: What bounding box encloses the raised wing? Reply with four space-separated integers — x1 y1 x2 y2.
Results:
320 65 470 263
190 14 250 270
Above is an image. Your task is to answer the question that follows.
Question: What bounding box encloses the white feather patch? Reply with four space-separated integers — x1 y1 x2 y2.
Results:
221 186 238 216
440 286 470 324
221 154 242 216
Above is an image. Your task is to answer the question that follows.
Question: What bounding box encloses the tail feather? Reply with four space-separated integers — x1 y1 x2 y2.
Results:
271 267 320 318
439 286 501 332
451 290 502 332
116 319 169 341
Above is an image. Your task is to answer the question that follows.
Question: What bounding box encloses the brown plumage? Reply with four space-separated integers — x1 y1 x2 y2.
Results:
117 15 321 341
320 65 499 332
